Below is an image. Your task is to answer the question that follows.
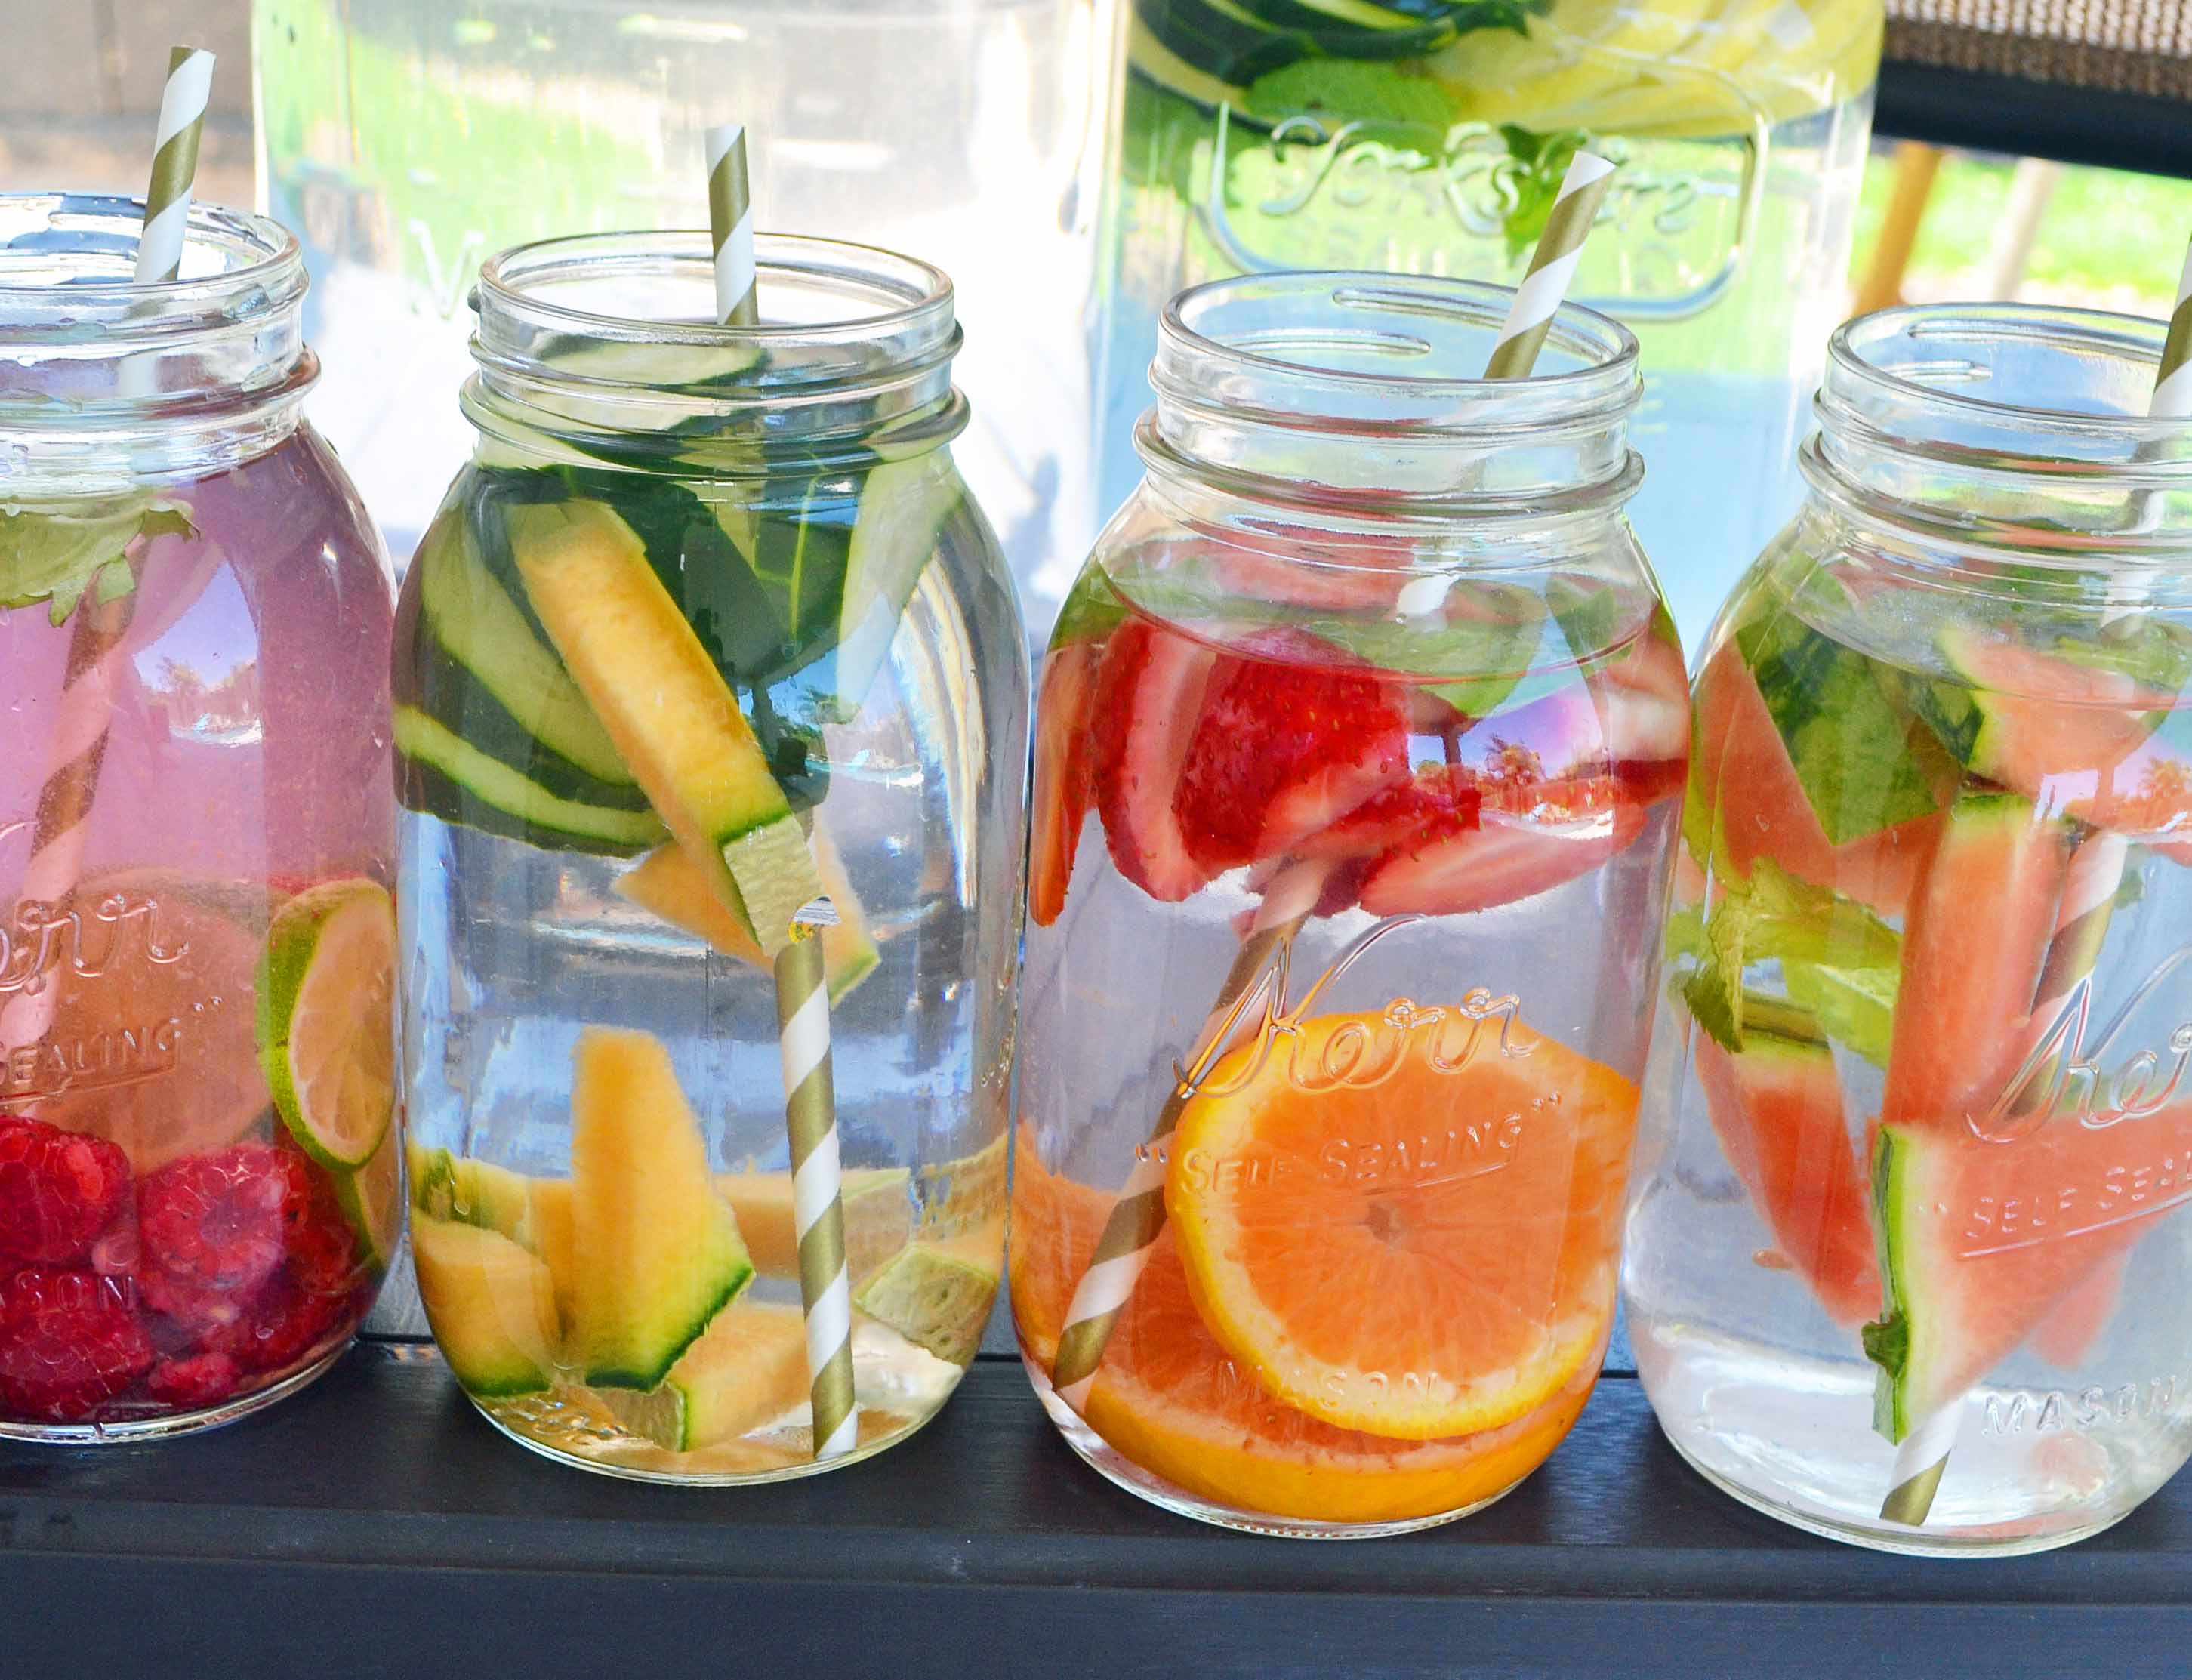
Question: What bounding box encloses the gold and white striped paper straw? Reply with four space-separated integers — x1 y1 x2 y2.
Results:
1049 860 1327 1411
0 46 213 1058
134 47 216 285
1483 151 1617 382
2153 239 2192 420
704 122 760 328
776 921 858 1460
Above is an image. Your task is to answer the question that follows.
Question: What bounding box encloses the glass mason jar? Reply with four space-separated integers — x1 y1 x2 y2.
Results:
1085 1 1880 653
1626 303 2192 1555
395 232 1027 1482
0 195 399 1440
1015 273 1688 1534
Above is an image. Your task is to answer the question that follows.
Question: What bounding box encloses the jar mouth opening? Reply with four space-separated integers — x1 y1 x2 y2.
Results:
1157 272 1641 436
473 230 957 383
1825 303 2192 465
0 193 306 347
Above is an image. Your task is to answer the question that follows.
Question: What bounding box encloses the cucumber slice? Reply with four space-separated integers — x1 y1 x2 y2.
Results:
506 497 822 955
1127 11 1254 109
1236 0 1457 56
828 452 963 720
413 507 632 788
568 1027 755 1391
1137 0 1307 84
394 705 670 856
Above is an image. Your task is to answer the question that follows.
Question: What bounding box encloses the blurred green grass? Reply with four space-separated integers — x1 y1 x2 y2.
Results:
1850 148 2192 304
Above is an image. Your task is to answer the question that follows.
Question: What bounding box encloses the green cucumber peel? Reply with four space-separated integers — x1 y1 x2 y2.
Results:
0 498 193 625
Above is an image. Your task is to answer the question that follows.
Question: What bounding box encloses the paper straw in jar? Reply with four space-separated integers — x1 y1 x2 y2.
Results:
1482 150 1618 382
0 45 214 1058
1883 243 2192 1524
776 917 859 1459
704 123 760 328
1049 858 1327 1412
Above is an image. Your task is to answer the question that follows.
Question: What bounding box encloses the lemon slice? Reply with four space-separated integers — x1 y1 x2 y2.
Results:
259 877 397 1170
1432 0 1722 127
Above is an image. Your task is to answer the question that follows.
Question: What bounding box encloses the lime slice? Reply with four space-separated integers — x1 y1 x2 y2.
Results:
336 1125 402 1274
851 1225 1001 1367
259 877 397 1170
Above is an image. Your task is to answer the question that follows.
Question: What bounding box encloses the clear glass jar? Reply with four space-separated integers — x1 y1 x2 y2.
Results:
396 231 1027 1481
252 0 1118 617
0 194 398 1439
1087 0 1880 652
1015 272 1687 1535
1626 302 2192 1555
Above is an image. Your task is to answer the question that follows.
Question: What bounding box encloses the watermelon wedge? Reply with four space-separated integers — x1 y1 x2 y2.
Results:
1694 643 1944 920
2028 1251 2126 1370
1877 789 2073 1139
1090 621 1220 902
1692 1016 1880 1325
1920 627 2190 841
1867 1105 2192 1439
1028 640 1102 927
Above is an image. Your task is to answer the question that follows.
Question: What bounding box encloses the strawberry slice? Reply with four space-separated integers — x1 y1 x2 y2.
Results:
1090 620 1222 902
1029 640 1104 926
1173 640 1410 873
1358 774 1662 917
1293 766 1481 862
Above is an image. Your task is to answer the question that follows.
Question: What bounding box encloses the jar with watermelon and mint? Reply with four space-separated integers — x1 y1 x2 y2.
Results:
1626 302 2192 1555
393 232 1026 1481
1014 273 1687 1535
0 196 399 1439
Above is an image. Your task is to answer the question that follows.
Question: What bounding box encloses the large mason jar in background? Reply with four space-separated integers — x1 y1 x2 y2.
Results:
0 195 399 1438
395 231 1026 1481
1626 303 2192 1554
1089 0 1881 652
253 0 1118 603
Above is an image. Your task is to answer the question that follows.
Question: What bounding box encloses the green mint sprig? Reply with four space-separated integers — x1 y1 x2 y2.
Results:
0 499 194 626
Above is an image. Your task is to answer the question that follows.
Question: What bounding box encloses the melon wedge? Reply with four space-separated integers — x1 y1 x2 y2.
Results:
1878 790 2073 1138
714 1167 912 1284
506 498 821 956
567 1027 754 1390
1692 1017 1879 1325
413 1216 561 1398
1695 643 1944 919
615 820 879 1004
1867 1106 2192 1439
603 1301 812 1452
852 1222 1002 1366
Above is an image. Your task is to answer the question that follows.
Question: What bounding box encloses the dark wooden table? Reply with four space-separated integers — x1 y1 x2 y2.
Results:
2 1336 2188 1678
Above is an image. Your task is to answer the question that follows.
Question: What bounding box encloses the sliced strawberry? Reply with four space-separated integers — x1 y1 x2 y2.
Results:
1173 641 1410 872
1293 765 1481 861
1029 640 1103 927
1359 786 1650 917
1090 620 1222 902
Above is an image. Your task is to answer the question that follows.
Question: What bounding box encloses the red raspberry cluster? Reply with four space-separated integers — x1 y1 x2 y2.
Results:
0 1117 365 1424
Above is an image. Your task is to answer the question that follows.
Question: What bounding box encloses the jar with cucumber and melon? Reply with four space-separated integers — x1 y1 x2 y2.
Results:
0 195 399 1439
395 232 1026 1481
1625 304 2192 1555
1016 273 1688 1534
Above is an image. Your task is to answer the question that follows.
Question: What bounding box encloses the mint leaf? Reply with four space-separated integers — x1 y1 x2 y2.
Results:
0 500 192 626
1498 123 1591 263
1784 957 1897 1068
1244 60 1457 130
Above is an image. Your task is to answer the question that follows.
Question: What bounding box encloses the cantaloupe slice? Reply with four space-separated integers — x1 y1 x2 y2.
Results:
616 819 879 1003
715 1166 911 1284
603 1301 812 1452
505 498 822 956
568 1027 754 1389
413 1216 561 1398
526 1175 578 1334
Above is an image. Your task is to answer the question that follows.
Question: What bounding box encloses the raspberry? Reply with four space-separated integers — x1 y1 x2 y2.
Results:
0 1268 154 1422
146 1351 242 1410
137 1144 311 1293
205 1274 349 1375
136 1265 248 1340
0 1115 131 1265
285 1198 360 1302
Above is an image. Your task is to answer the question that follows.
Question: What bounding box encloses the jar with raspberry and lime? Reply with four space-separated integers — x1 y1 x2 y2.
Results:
1014 271 1687 1534
0 195 399 1439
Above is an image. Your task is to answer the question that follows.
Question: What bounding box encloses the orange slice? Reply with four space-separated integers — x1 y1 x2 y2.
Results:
1009 1128 1605 1524
1166 1009 1637 1441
